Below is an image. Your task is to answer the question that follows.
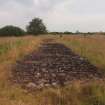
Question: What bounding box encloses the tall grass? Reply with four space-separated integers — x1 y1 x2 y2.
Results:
58 35 105 71
0 36 42 89
0 35 105 105
1 81 105 105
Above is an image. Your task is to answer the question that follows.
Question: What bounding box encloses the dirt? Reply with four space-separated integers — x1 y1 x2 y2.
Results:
12 39 104 89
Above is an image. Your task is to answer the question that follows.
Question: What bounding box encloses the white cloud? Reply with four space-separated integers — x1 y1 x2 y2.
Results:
0 0 105 32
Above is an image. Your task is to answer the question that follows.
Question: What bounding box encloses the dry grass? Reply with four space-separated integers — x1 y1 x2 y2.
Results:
0 35 105 105
1 81 105 105
57 35 105 71
0 36 42 80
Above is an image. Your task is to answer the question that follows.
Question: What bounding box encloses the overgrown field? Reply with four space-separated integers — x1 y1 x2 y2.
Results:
58 35 105 71
0 35 105 105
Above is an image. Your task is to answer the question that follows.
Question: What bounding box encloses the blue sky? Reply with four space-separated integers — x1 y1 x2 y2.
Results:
0 0 105 32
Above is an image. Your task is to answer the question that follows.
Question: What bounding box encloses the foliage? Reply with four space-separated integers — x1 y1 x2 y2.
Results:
0 26 26 36
26 18 47 35
64 31 73 34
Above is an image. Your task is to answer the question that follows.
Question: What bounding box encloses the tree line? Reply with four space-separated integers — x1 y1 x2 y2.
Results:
0 18 47 36
0 17 104 36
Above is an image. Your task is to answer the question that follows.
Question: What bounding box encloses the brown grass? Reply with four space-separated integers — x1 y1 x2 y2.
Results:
0 36 42 84
0 35 105 105
57 35 105 71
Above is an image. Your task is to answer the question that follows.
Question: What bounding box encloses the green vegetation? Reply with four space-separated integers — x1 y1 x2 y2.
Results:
64 31 73 34
26 18 47 35
0 26 26 36
0 18 48 37
0 40 24 55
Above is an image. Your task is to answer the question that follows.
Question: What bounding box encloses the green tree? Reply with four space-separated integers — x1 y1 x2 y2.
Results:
64 31 72 34
0 25 26 36
26 18 47 35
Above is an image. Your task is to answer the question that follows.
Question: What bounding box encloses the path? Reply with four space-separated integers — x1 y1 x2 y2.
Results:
12 39 104 89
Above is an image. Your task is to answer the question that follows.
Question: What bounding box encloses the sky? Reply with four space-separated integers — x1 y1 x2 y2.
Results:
0 0 105 32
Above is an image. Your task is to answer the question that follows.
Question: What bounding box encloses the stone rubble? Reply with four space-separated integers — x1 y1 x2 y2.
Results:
12 41 104 89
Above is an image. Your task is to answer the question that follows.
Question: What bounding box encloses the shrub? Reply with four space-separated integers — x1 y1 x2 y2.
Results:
0 25 26 36
64 31 72 34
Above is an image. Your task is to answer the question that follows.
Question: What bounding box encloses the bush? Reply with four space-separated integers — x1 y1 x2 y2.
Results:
64 31 72 34
0 26 26 36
